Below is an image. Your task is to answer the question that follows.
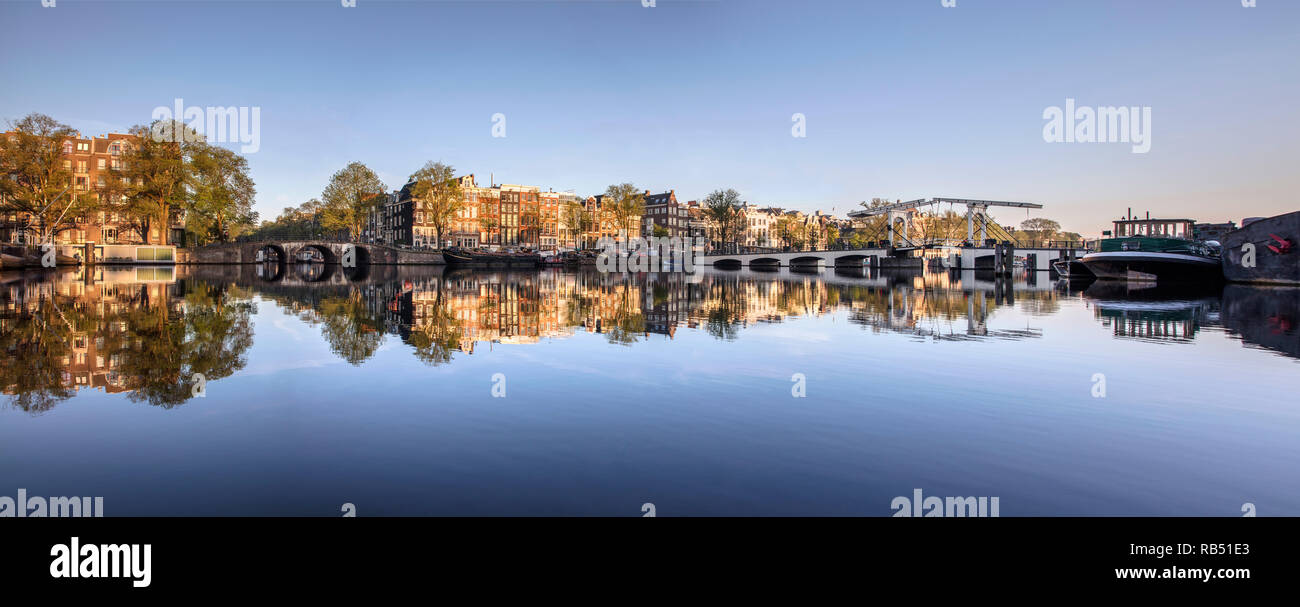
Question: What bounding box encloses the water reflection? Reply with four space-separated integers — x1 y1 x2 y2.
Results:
3 265 1298 413
0 266 254 413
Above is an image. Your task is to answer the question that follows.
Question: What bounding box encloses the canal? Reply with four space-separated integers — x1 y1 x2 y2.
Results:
1 264 1297 515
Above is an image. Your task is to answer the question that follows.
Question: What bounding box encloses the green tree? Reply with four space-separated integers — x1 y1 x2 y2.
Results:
0 113 100 244
561 199 591 249
186 143 257 243
603 183 645 238
321 162 385 240
703 188 744 252
407 161 462 248
1020 217 1061 246
110 120 197 244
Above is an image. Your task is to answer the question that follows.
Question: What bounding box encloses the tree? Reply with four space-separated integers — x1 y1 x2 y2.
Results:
775 215 804 250
407 161 462 249
852 198 894 244
603 183 644 238
478 217 499 245
561 199 591 250
0 113 100 244
185 143 257 244
321 162 385 240
703 188 744 252
109 120 197 245
1020 217 1061 246
652 224 669 239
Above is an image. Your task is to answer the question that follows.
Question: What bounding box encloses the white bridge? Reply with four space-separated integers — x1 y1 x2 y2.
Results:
698 245 1081 272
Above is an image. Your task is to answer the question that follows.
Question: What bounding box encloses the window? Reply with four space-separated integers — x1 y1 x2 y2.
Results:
109 142 121 155
63 141 73 154
77 142 89 151
98 159 106 170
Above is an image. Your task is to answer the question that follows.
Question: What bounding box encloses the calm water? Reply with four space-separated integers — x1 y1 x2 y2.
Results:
2 264 1298 516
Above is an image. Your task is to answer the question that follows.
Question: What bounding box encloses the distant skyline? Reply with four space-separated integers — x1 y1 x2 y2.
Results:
3 0 1297 235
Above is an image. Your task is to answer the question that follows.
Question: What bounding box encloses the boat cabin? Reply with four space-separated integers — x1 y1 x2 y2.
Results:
1109 217 1195 239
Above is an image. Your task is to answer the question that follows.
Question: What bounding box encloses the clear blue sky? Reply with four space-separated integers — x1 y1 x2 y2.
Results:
2 0 1297 235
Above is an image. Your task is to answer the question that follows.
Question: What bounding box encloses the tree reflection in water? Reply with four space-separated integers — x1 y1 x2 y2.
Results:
1 273 254 413
3 265 1133 412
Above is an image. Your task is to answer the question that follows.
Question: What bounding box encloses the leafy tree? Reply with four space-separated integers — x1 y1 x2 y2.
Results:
321 162 385 240
109 120 198 244
186 143 257 243
0 113 100 244
407 161 462 249
1020 217 1061 245
561 199 591 249
703 188 745 252
603 183 645 239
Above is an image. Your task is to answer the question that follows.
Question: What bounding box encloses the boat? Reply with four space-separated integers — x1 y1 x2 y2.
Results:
443 247 541 268
0 253 24 269
1052 258 1093 279
1080 215 1222 283
1220 211 1300 285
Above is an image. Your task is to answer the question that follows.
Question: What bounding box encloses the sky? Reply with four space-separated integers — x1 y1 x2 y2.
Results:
2 0 1297 235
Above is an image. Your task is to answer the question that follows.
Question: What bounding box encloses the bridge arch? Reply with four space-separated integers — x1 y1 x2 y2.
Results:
254 243 287 263
789 255 825 265
749 257 781 270
710 257 742 269
290 243 336 264
833 253 869 267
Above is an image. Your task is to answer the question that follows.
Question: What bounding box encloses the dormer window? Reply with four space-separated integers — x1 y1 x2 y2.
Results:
63 141 73 154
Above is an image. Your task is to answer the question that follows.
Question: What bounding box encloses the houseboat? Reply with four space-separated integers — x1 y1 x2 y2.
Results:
1080 215 1222 283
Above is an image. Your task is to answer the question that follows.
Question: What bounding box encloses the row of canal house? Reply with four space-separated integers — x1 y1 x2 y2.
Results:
364 174 709 252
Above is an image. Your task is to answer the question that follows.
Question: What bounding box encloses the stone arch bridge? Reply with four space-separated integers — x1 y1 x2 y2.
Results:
179 241 444 266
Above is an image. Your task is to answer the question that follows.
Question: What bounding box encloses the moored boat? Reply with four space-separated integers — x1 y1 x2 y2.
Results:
443 247 541 268
1220 211 1300 285
1081 215 1222 283
1052 258 1093 279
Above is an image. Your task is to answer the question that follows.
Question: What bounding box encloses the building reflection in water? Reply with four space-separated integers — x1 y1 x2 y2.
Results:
1 265 254 413
5 263 1297 412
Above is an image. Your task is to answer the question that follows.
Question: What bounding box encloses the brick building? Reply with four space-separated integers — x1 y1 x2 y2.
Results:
1 131 185 248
